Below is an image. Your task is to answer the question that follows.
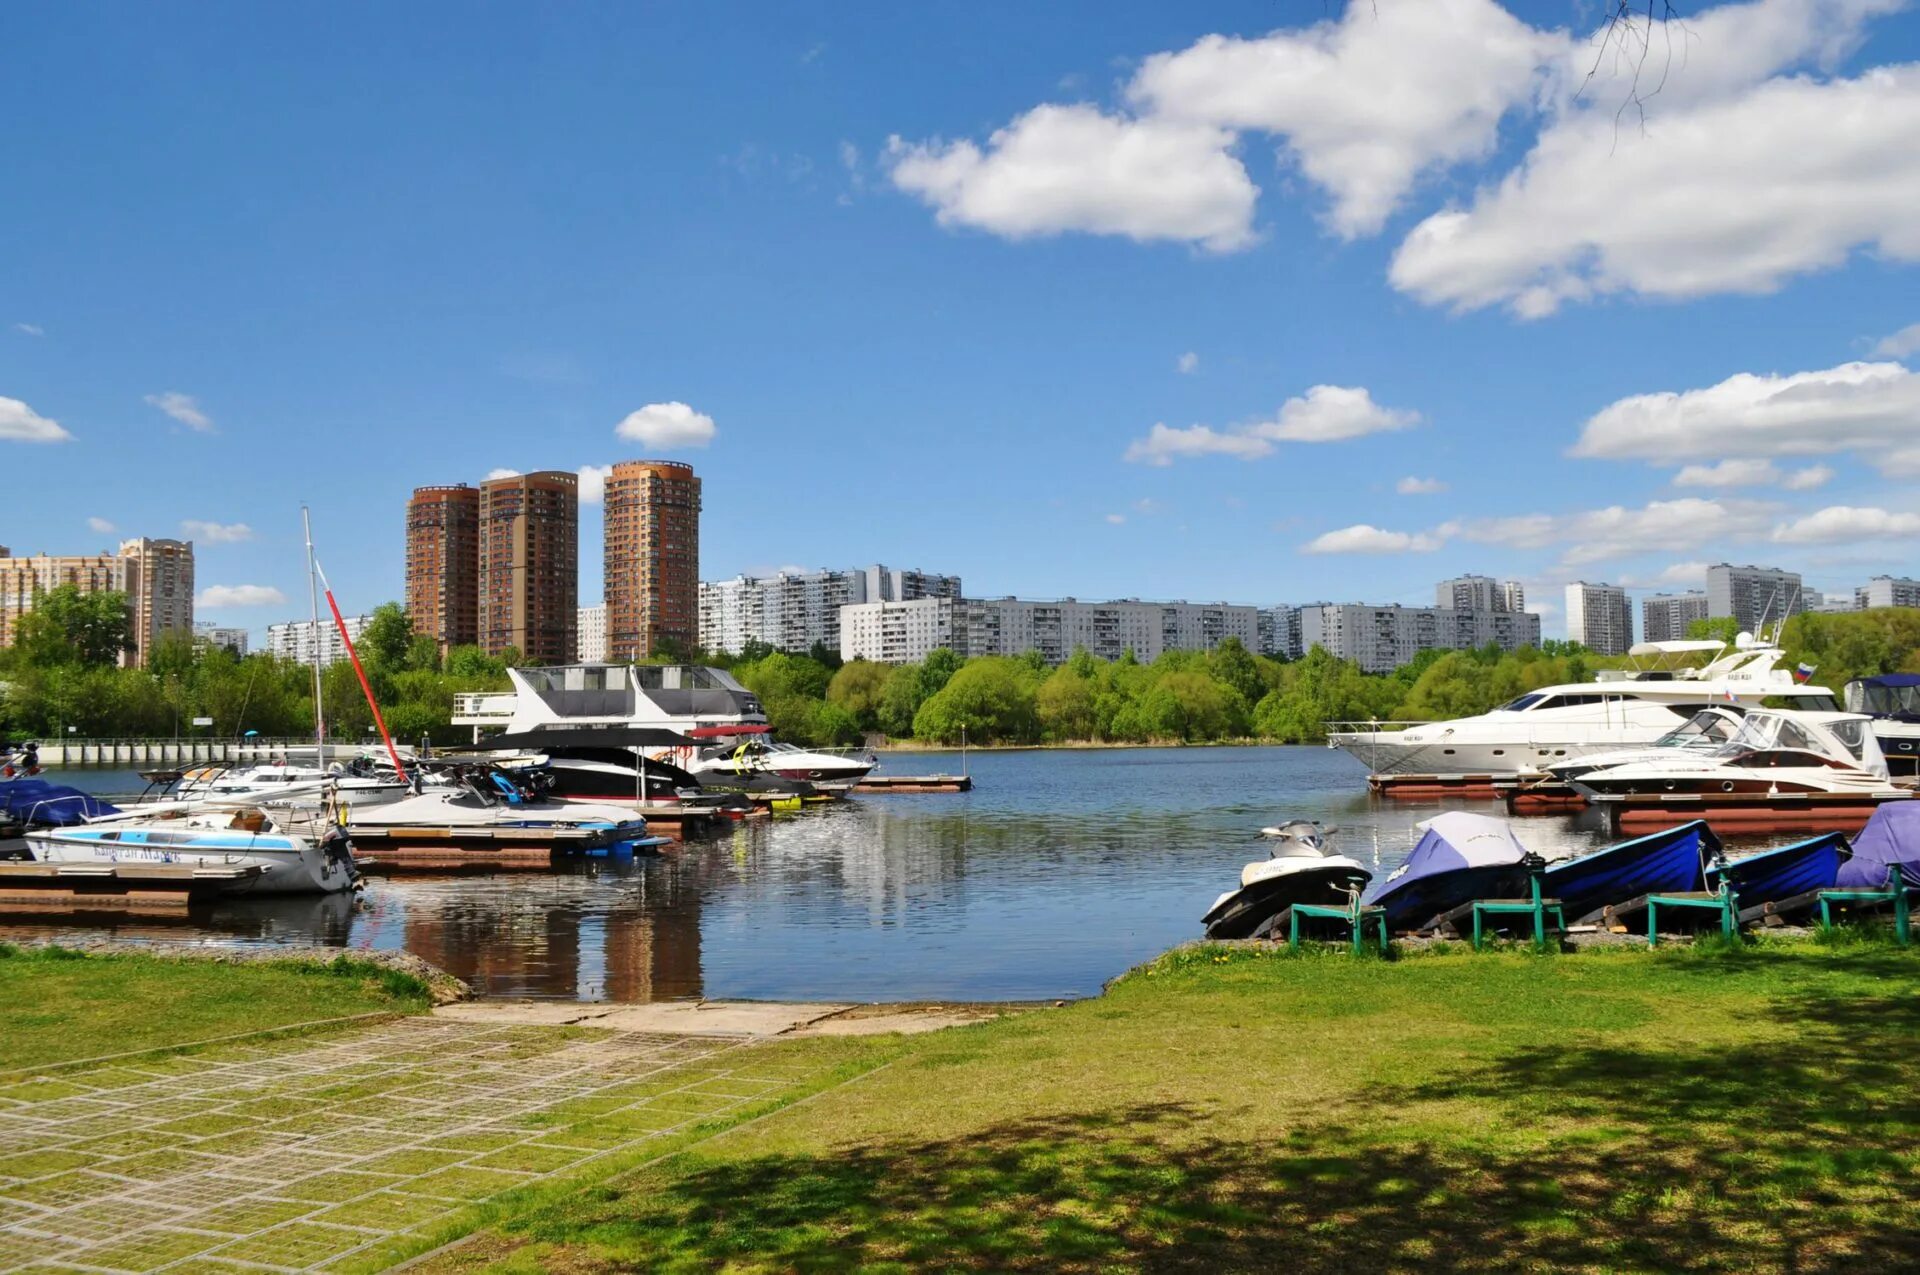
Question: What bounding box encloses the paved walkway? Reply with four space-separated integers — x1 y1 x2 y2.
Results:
0 1017 836 1273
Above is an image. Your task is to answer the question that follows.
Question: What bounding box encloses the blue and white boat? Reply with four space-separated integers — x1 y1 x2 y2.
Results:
1837 802 1920 891
26 805 360 895
1545 821 1716 923
1367 812 1532 933
1708 832 1847 905
345 766 667 855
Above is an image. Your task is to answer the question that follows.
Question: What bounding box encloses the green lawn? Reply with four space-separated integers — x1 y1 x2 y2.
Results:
0 945 430 1072
437 936 1920 1273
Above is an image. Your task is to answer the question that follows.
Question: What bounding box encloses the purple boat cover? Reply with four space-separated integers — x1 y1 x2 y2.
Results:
1837 801 1920 889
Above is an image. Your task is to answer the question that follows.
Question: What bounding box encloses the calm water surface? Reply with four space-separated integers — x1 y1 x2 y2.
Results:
15 747 1704 1002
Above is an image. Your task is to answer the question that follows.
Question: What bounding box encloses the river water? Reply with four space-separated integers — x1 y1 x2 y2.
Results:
13 746 1671 1003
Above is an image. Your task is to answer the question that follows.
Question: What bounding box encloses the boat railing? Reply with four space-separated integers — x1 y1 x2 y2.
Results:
1323 720 1430 735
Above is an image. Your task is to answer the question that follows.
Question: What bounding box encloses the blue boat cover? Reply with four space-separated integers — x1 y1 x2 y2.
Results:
1545 821 1717 921
1858 674 1920 688
0 780 119 826
1709 833 1845 903
1836 801 1920 889
1367 812 1531 930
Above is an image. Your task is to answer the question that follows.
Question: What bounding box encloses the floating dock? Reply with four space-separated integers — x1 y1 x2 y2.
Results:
1367 773 1502 800
1591 792 1912 836
853 774 974 794
346 825 661 872
1494 780 1589 814
0 861 264 914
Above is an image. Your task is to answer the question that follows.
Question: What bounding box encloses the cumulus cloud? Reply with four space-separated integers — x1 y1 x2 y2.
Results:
1104 513 1127 525
1302 523 1444 554
1573 360 1920 477
1772 504 1920 542
1124 385 1417 464
615 401 718 449
1781 464 1835 490
1457 498 1778 566
12 323 43 337
0 396 71 442
1873 321 1920 357
1396 476 1447 494
1672 459 1783 487
1130 0 1564 237
485 467 523 480
179 520 254 544
145 391 214 432
1177 351 1199 374
887 105 1258 252
197 584 286 608
576 464 613 503
87 516 116 534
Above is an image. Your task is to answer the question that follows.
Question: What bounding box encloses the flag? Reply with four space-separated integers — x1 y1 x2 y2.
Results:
1793 662 1816 684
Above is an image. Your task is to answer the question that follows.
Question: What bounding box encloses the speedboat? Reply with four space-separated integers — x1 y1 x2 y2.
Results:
26 804 359 896
1367 812 1533 932
1529 707 1751 784
1202 821 1372 939
1329 637 1838 777
174 759 409 808
345 765 666 851
1845 674 1920 779
677 735 877 785
1568 710 1909 800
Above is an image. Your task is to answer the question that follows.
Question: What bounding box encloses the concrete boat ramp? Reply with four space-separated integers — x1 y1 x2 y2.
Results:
433 998 1001 1037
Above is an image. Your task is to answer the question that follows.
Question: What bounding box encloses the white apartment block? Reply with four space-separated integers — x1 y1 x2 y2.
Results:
576 604 607 662
1300 603 1542 674
192 623 250 656
1565 582 1633 655
1259 605 1305 660
700 564 962 656
1435 575 1526 613
1642 592 1711 643
840 597 957 664
266 614 371 668
1706 563 1804 635
839 596 1262 665
1856 575 1920 610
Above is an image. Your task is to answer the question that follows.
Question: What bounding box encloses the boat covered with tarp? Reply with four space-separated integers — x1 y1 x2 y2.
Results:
1835 801 1920 890
1367 812 1531 932
1544 820 1717 923
1709 832 1847 904
0 779 119 827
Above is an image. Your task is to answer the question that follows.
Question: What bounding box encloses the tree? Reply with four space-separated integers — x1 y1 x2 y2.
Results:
1686 617 1743 644
912 658 1041 744
1036 665 1097 741
827 661 892 732
1207 637 1263 706
9 586 134 668
358 603 416 674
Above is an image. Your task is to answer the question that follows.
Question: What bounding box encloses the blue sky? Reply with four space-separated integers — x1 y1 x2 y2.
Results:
4 0 1917 639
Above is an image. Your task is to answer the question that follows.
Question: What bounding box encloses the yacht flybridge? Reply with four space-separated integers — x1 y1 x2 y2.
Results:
1328 638 1839 778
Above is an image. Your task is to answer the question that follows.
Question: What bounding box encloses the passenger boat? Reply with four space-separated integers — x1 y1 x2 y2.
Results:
1329 638 1837 778
1845 674 1920 779
1366 812 1533 932
1567 710 1907 800
1202 821 1372 939
25 804 359 895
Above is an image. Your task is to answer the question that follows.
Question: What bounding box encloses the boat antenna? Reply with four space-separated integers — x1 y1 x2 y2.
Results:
302 505 326 770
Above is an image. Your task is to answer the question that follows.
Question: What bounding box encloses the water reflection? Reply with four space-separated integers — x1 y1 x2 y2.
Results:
21 749 1809 1003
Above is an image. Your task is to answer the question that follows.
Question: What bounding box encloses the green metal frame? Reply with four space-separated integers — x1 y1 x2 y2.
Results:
1647 878 1740 947
1470 872 1567 951
1817 863 1912 947
1287 897 1389 956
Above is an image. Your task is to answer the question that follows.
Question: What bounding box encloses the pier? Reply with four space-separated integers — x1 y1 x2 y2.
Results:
854 774 974 794
22 736 365 768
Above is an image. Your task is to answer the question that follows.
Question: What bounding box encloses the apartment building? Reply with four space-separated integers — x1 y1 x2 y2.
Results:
1706 563 1804 636
405 484 481 653
1298 603 1542 674
839 596 1261 665
1856 575 1920 609
0 538 194 667
576 604 608 663
479 470 578 663
192 623 250 656
605 460 701 662
699 564 962 656
1258 605 1306 661
1435 575 1526 613
265 614 371 668
1565 582 1633 655
1642 591 1711 643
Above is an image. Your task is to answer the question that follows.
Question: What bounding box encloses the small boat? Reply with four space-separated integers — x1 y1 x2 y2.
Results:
1710 833 1847 904
1569 710 1905 800
1367 812 1533 933
1845 674 1920 779
678 735 877 785
1532 707 1751 784
1203 821 1371 939
1836 801 1920 890
26 804 359 896
174 760 409 808
345 765 667 853
1543 820 1715 923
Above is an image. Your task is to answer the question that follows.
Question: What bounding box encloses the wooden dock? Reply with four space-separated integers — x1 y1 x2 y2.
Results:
853 774 974 794
1494 780 1589 814
346 825 660 872
0 861 264 914
1367 773 1503 800
1592 791 1913 836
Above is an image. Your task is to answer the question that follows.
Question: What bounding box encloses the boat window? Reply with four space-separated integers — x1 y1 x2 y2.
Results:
1827 719 1868 760
1500 693 1547 711
1776 721 1815 752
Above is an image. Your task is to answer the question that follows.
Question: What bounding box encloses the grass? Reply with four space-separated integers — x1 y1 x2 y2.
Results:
426 940 1920 1274
0 944 431 1072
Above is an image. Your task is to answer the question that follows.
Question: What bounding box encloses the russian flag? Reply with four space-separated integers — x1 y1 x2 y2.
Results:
1793 662 1816 683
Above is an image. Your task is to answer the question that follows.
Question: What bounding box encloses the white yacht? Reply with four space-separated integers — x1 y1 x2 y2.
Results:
174 759 409 808
1328 638 1838 777
1845 675 1920 780
1528 706 1752 784
680 737 876 785
27 804 359 895
1568 709 1907 800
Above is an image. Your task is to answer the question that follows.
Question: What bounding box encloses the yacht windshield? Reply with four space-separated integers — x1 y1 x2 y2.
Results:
1500 693 1547 712
1656 710 1742 749
1722 714 1821 757
1847 680 1920 719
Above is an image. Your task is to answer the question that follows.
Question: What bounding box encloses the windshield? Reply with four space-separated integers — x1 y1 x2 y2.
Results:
1500 693 1547 712
1721 714 1822 757
1848 681 1920 718
1656 710 1742 749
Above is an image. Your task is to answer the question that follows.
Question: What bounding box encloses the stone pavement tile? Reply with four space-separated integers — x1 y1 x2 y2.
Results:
147 1114 261 1141
73 1225 228 1271
0 1150 98 1181
189 1197 319 1236
310 1190 457 1232
65 1128 178 1159
352 1149 467 1178
121 1172 257 1213
272 1170 403 1205
103 1149 223 1183
39 1195 188 1239
0 1229 84 1268
186 1129 293 1158
0 1170 124 1209
468 1144 590 1175
419 1132 522 1155
209 1220 376 1268
394 1166 529 1202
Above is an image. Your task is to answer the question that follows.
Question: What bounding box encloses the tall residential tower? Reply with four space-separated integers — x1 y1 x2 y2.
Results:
1565 582 1633 655
405 484 480 653
605 460 701 662
478 470 579 663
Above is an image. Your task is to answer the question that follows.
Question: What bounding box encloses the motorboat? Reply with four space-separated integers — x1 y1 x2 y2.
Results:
1709 833 1847 905
1367 812 1533 932
676 735 877 785
1845 674 1920 779
460 726 766 811
1329 637 1839 777
25 804 359 896
1541 821 1715 923
1202 821 1372 939
173 759 409 808
1567 710 1909 800
1835 801 1919 891
345 765 666 852
1527 707 1752 784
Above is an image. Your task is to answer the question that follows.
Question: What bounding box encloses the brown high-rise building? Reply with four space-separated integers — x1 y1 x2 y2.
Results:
604 460 701 662
0 538 193 668
478 471 578 663
405 484 480 653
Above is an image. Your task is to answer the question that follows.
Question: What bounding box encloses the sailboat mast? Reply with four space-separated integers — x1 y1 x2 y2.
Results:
302 505 326 768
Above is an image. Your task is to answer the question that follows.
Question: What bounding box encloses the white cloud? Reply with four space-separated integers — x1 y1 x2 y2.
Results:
179 520 254 544
145 391 214 432
1672 459 1783 488
1124 385 1417 465
1131 497 1163 515
1177 351 1199 374
1302 523 1444 554
576 464 613 504
1873 321 1920 357
614 401 717 449
0 396 71 442
1104 513 1127 525
1458 498 1778 566
1772 504 1920 542
1781 464 1834 490
1573 360 1920 477
485 467 523 480
197 584 286 608
886 104 1258 253
12 323 43 337
86 516 116 534
1130 0 1564 237
1396 476 1447 494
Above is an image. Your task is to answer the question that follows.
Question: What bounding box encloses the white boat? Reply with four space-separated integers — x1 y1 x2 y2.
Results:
680 737 876 785
1203 821 1372 939
174 760 409 808
1529 706 1753 783
1328 638 1839 777
26 805 359 895
1568 709 1908 800
345 766 666 848
1845 675 1920 780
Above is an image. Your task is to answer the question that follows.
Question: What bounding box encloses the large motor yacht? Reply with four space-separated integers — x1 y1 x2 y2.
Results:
1567 709 1908 800
1328 638 1837 777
